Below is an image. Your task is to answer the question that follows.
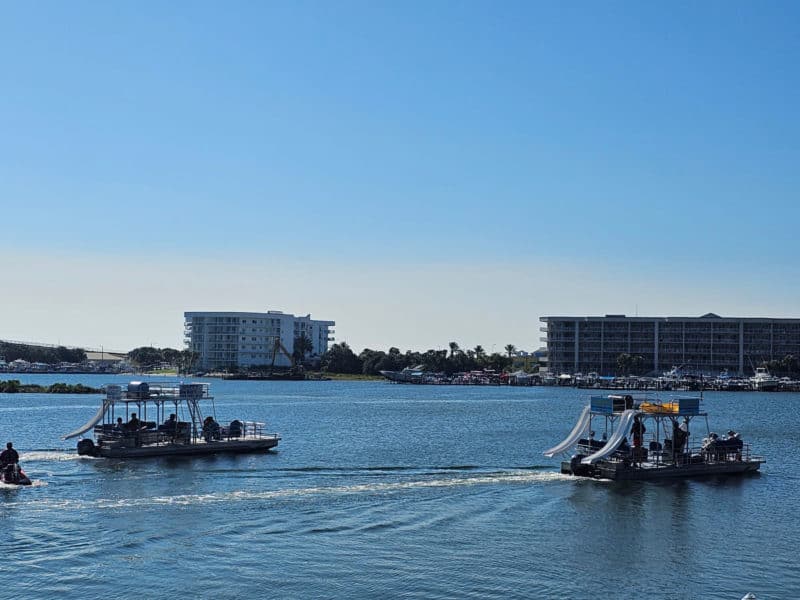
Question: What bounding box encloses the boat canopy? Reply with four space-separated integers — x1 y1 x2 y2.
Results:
62 400 110 440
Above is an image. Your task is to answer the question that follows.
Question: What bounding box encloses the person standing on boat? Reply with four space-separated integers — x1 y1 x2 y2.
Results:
631 416 646 465
631 416 646 447
0 442 19 467
678 417 689 448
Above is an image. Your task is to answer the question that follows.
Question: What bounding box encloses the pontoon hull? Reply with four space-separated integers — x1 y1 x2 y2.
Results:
79 437 280 459
561 459 762 481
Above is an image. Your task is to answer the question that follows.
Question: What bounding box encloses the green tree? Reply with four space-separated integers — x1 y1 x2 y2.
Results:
293 334 314 364
321 342 363 374
616 353 632 376
179 349 199 374
505 344 517 358
448 342 460 358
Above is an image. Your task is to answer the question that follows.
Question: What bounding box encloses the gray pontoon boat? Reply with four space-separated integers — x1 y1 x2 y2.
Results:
64 381 280 458
545 394 764 480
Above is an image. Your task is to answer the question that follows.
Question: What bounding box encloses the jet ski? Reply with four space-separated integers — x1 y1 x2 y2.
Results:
1 463 32 486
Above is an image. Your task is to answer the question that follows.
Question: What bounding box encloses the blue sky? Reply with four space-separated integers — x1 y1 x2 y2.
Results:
2 2 799 351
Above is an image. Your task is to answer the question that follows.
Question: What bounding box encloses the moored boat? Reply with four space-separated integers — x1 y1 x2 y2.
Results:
64 381 280 458
750 367 780 392
545 393 764 481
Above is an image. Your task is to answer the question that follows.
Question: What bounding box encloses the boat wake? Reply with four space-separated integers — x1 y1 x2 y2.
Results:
21 451 92 462
277 464 548 474
11 469 572 511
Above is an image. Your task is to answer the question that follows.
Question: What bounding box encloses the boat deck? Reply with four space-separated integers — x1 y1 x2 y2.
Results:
94 435 281 458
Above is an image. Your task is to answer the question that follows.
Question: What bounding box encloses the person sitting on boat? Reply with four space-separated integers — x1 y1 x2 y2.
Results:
114 417 125 432
202 416 221 442
162 414 178 432
0 442 19 467
127 413 142 432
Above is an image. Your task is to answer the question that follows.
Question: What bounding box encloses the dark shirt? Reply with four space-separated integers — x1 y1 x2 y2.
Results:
127 417 141 431
0 448 19 465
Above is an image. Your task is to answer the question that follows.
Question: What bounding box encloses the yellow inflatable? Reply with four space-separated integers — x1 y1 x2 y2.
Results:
640 401 679 414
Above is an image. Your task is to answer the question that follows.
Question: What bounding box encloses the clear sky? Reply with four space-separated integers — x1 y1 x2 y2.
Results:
2 1 799 353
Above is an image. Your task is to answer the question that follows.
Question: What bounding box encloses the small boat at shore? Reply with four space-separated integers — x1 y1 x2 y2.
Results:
64 381 280 458
545 394 764 481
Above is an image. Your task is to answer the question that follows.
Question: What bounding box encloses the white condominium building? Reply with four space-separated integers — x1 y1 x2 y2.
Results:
184 310 335 370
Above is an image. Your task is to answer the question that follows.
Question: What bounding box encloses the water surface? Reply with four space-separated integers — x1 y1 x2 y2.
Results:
0 375 794 599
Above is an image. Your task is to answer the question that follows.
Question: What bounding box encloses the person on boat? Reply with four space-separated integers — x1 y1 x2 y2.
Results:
0 442 19 467
202 416 220 442
631 416 646 447
127 413 142 431
162 414 178 431
114 417 125 432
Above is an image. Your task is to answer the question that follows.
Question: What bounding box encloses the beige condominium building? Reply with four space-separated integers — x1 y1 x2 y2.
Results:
541 313 800 376
184 310 335 371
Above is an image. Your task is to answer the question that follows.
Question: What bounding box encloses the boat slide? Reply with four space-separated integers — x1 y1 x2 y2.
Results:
62 400 110 440
543 405 591 457
581 409 639 464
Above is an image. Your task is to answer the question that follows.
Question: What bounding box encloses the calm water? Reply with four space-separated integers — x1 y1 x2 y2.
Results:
0 375 796 599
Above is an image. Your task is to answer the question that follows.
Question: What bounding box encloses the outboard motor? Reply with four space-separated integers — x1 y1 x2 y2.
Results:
228 420 243 438
569 454 594 476
77 438 97 456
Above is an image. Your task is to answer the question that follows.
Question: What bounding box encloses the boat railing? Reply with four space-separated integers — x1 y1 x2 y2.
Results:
588 440 760 466
93 424 191 447
105 382 212 402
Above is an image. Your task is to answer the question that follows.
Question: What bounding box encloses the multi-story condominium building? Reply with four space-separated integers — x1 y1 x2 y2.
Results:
541 313 800 376
184 311 335 371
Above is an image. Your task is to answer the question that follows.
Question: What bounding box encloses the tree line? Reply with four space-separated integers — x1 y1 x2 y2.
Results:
0 341 86 365
0 379 101 394
320 342 523 376
127 347 198 373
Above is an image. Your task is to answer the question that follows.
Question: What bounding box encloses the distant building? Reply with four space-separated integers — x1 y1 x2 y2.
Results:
184 311 335 371
85 351 127 369
540 313 800 376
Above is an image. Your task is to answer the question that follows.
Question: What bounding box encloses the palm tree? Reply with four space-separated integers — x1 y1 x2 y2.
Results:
293 334 314 364
473 345 485 358
448 342 460 358
505 344 516 358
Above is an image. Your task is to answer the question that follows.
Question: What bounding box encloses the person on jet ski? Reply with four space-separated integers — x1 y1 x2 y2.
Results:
0 442 19 467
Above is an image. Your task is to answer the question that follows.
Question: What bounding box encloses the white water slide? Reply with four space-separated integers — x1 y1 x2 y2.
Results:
62 400 109 440
543 405 591 457
581 409 640 465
